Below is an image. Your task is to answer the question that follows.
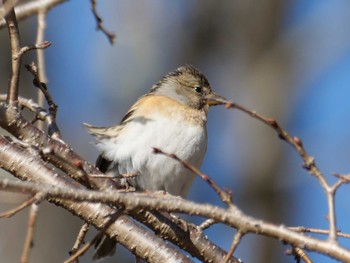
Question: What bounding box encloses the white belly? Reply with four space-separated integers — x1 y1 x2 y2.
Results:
96 113 208 197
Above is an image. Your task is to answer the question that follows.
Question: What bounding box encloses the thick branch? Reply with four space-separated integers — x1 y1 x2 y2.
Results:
1 176 350 262
0 105 239 263
0 0 67 29
0 136 193 263
0 0 18 19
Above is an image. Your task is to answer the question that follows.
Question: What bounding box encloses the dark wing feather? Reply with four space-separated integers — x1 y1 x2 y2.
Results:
96 154 112 173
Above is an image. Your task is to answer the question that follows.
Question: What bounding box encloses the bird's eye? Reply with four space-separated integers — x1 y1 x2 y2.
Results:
194 86 202 94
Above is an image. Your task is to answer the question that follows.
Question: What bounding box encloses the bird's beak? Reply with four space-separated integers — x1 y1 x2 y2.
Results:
204 92 232 107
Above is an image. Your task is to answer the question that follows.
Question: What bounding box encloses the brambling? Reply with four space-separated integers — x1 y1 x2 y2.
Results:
84 65 229 260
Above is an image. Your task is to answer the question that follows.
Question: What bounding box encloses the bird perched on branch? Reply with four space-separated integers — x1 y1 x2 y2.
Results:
85 65 230 260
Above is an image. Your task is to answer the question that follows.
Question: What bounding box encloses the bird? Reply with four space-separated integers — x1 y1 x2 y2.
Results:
84 65 230 260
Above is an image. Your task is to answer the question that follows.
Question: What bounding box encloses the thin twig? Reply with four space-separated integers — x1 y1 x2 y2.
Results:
64 212 122 263
198 218 217 230
36 7 49 131
25 62 61 139
25 62 57 117
90 0 116 44
4 5 21 106
0 192 44 218
153 147 233 206
14 41 51 60
212 98 339 243
36 7 48 83
223 231 244 263
289 226 350 239
69 223 90 263
20 203 39 263
0 95 62 139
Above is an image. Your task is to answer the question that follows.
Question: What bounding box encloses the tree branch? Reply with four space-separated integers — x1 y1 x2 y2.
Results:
0 104 240 262
4 5 21 106
0 192 44 218
90 0 116 44
0 0 18 19
20 203 39 263
0 173 349 261
0 0 67 29
0 136 194 263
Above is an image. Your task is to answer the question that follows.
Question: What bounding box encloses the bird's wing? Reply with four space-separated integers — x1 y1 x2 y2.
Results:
83 94 152 141
95 154 112 173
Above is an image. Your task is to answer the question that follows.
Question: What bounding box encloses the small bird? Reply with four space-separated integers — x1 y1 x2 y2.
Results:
85 65 229 260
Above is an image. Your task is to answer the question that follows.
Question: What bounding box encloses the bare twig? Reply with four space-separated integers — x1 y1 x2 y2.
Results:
66 236 97 263
289 226 350 239
213 99 340 243
223 231 244 263
90 0 116 44
36 7 48 83
36 6 48 131
65 212 122 263
25 62 61 139
25 62 57 117
63 229 99 263
0 192 44 218
4 6 21 106
14 41 51 60
69 223 90 262
198 218 217 230
0 95 62 139
20 203 39 263
287 247 313 263
153 148 233 206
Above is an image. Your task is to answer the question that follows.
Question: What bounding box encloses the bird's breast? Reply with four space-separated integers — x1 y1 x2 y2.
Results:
96 96 208 197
